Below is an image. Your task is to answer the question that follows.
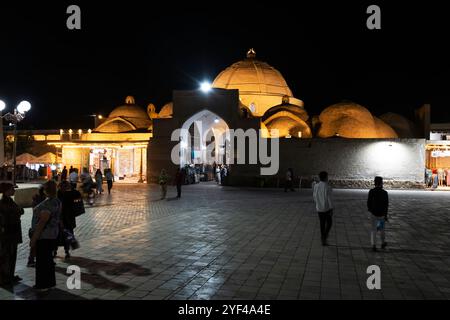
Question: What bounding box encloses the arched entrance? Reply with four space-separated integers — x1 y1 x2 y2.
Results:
179 109 230 168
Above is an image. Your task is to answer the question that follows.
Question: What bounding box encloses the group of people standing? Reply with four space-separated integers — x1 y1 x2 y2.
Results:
313 171 389 251
0 171 87 291
0 179 83 291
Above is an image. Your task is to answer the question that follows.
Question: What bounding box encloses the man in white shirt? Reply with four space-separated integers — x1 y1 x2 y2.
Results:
313 171 333 246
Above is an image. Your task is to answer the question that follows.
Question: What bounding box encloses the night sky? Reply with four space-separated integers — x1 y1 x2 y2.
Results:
1 1 449 129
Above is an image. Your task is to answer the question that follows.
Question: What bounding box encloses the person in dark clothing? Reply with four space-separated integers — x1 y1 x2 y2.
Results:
105 169 114 194
284 168 295 192
367 176 389 251
30 180 61 292
175 168 185 198
0 183 24 286
61 166 68 181
27 186 47 267
57 181 80 260
69 166 74 174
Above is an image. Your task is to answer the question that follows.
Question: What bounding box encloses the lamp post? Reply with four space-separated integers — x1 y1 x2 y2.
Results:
0 100 32 187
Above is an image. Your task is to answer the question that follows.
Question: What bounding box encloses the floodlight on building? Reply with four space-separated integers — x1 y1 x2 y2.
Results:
69 129 73 135
298 131 302 138
0 100 5 112
88 129 92 134
98 115 103 119
200 81 212 92
214 118 219 123
60 129 64 135
78 129 82 135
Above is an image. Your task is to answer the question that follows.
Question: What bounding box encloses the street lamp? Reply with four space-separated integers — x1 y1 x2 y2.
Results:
0 100 32 187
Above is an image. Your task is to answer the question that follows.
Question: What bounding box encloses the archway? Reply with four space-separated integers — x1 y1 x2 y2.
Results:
179 109 230 167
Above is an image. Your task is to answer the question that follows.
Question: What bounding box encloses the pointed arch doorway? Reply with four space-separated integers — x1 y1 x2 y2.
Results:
179 109 231 173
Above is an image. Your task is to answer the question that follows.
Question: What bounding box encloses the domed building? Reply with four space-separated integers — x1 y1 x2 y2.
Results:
212 49 304 116
379 112 419 138
317 102 398 138
95 96 152 133
261 96 312 138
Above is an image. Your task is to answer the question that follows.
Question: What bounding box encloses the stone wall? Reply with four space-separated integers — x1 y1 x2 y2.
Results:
228 138 426 189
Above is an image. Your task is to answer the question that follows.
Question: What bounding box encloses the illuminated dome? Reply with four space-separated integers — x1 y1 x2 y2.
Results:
158 102 173 118
379 112 418 138
212 49 303 116
262 96 312 138
95 96 152 133
317 102 398 138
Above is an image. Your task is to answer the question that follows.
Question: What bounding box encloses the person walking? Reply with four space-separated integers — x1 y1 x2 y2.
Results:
57 181 80 260
312 171 334 246
69 169 78 191
159 169 169 199
95 169 103 195
367 176 389 252
61 166 68 181
175 168 184 198
284 168 295 192
0 183 24 286
105 169 114 195
30 180 62 292
27 186 47 267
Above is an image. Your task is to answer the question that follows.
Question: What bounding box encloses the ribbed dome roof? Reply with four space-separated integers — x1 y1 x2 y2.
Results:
212 49 303 116
212 49 293 97
109 96 149 120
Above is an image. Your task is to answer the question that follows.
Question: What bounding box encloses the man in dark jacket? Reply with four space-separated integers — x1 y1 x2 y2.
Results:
367 176 389 251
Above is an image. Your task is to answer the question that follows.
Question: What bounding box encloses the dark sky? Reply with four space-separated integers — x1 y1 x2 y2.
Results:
1 1 449 129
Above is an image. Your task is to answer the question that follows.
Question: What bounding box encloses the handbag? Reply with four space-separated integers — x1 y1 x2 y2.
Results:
73 197 85 217
63 229 80 250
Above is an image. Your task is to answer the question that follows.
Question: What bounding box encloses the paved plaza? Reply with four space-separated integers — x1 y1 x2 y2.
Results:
1 182 450 300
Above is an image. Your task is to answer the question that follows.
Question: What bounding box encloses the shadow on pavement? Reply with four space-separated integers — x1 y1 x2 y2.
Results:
55 256 152 292
1 283 88 300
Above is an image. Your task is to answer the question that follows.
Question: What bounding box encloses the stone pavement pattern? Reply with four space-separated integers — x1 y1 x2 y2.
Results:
1 183 450 300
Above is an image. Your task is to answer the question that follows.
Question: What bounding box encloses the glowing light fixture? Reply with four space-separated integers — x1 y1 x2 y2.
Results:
214 118 219 123
200 81 212 92
0 100 5 112
17 100 31 113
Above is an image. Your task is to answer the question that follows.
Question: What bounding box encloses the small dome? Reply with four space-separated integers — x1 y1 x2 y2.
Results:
262 96 309 122
109 97 149 120
318 102 397 138
158 102 173 118
379 112 418 138
374 117 399 138
95 96 151 133
212 49 303 116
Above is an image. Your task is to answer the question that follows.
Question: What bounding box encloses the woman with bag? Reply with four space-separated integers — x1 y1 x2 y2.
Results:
0 183 24 286
57 181 82 261
30 180 62 292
